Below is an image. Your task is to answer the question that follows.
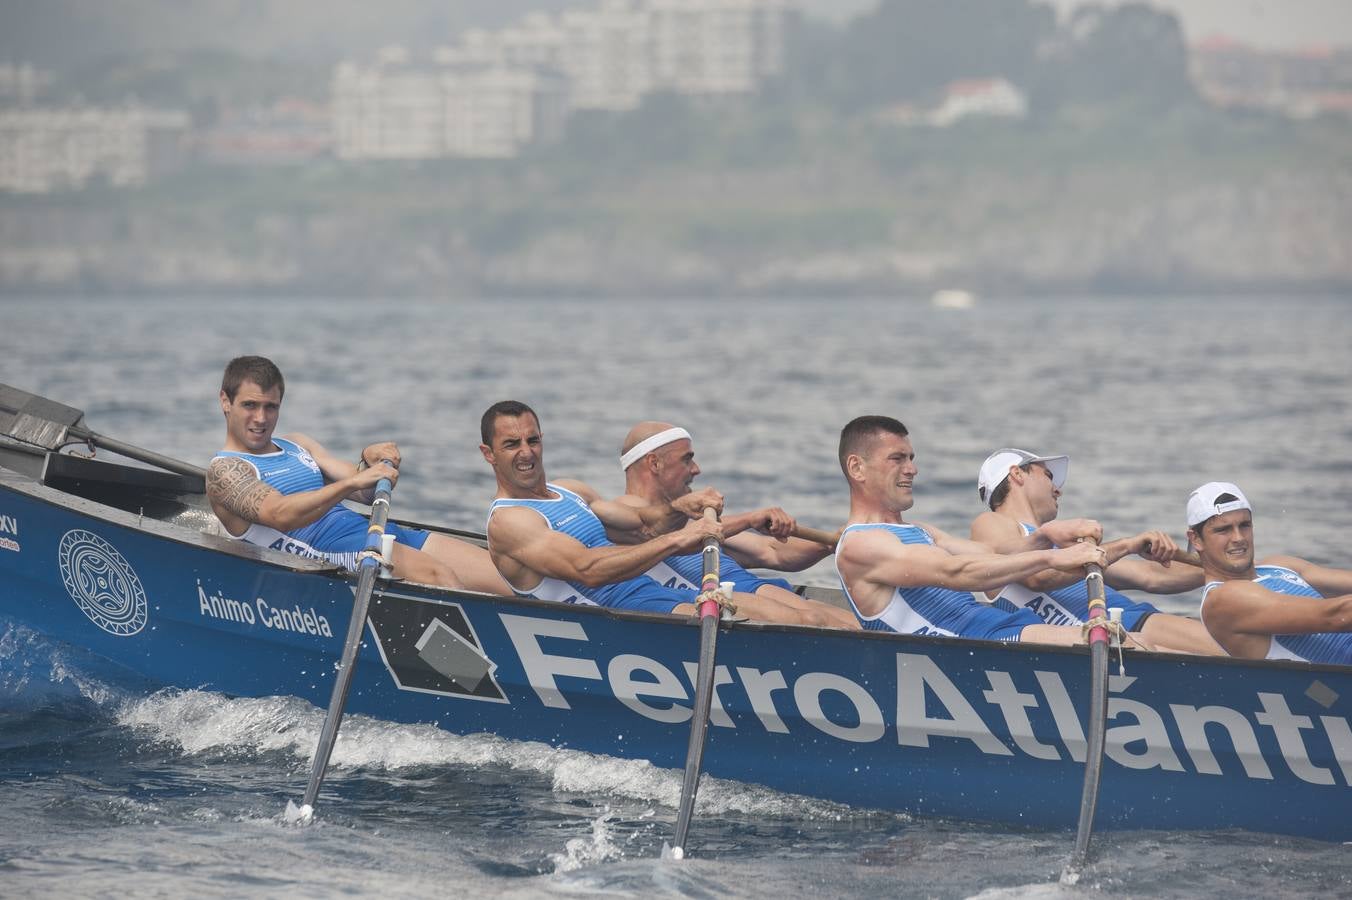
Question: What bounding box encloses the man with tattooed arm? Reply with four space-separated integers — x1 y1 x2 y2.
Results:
206 355 508 593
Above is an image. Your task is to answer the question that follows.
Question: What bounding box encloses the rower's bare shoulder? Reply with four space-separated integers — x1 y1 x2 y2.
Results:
205 456 276 523
838 527 900 564
553 478 598 503
488 504 545 539
970 510 1018 541
1259 554 1308 571
205 455 257 499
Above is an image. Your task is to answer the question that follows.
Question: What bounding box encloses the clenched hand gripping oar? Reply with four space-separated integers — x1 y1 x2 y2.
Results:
1066 541 1113 876
295 461 395 823
669 508 724 860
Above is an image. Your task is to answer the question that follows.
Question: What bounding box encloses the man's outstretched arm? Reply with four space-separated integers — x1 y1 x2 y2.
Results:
206 455 396 534
1208 580 1352 638
488 505 720 589
1266 555 1352 597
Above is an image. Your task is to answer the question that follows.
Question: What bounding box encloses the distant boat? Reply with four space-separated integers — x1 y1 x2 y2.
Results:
931 289 976 309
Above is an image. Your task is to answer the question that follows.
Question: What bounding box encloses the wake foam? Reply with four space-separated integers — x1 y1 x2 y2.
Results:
116 688 863 820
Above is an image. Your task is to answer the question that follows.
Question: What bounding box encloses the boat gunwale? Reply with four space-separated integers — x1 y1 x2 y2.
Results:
6 455 1352 680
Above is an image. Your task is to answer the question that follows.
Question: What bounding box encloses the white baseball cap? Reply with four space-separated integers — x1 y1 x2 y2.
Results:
977 448 1069 506
1186 482 1252 528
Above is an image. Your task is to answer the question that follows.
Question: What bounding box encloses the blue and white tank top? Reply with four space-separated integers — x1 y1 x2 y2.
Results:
1202 564 1352 664
487 483 681 608
212 436 359 559
835 522 1040 641
990 522 1158 630
647 550 789 594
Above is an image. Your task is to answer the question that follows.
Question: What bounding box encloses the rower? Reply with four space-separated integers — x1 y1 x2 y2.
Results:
970 447 1219 654
207 356 509 593
479 400 845 625
615 421 857 629
833 415 1111 644
1187 482 1352 663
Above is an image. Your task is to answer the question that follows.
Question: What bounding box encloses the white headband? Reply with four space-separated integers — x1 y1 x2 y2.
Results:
620 427 691 471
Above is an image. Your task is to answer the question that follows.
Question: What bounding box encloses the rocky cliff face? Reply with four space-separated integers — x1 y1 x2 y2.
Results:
3 168 1349 296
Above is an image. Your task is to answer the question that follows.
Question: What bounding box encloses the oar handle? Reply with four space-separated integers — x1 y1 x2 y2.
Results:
372 458 396 501
792 523 841 548
1171 548 1201 567
1142 536 1200 567
1081 538 1110 646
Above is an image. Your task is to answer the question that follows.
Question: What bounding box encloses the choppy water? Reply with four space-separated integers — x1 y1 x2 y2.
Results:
2 294 1351 897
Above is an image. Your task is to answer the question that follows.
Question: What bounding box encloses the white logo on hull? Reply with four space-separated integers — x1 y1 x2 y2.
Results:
0 513 18 553
58 529 147 636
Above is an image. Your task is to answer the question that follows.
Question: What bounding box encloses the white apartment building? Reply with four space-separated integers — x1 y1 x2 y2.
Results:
436 2 653 112
0 106 188 193
333 60 568 160
331 0 792 161
648 0 790 96
433 0 790 112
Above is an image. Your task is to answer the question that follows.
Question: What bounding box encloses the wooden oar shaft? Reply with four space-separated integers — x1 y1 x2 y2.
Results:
300 467 395 816
80 426 208 479
1171 548 1201 566
792 523 840 548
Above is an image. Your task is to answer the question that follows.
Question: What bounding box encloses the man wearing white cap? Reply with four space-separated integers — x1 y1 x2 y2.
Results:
616 421 858 630
1188 482 1352 663
833 416 1110 644
970 448 1219 655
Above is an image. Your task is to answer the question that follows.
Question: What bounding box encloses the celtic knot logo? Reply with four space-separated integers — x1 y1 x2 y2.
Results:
58 529 148 636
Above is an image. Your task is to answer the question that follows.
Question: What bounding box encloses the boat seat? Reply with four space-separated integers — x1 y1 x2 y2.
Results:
41 452 209 524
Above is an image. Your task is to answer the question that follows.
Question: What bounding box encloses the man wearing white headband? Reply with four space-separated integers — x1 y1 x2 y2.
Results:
616 421 859 630
480 401 849 626
1187 482 1352 663
969 448 1219 655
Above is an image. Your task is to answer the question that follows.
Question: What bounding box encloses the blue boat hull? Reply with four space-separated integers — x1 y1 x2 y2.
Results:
3 470 1351 840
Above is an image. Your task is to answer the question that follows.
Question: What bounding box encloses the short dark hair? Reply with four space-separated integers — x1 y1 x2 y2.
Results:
838 415 909 476
221 356 284 401
481 400 539 445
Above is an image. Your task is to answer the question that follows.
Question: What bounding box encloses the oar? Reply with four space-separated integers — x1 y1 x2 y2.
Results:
792 523 841 547
1143 533 1201 568
668 508 722 860
0 383 206 479
1065 541 1110 877
294 461 395 824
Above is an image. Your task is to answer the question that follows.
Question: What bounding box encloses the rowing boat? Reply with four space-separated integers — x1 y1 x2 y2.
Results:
2 384 1349 840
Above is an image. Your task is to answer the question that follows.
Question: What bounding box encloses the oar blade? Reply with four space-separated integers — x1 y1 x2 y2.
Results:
0 384 87 450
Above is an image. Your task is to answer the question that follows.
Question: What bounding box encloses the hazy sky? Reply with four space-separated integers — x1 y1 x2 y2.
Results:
808 0 1352 49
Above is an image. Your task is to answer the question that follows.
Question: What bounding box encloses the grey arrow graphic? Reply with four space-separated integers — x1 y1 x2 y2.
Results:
415 617 497 693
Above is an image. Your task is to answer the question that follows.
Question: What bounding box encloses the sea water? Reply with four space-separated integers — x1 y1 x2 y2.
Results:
2 294 1351 897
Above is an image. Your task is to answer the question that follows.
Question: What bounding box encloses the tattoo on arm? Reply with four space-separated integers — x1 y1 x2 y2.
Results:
207 457 278 522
